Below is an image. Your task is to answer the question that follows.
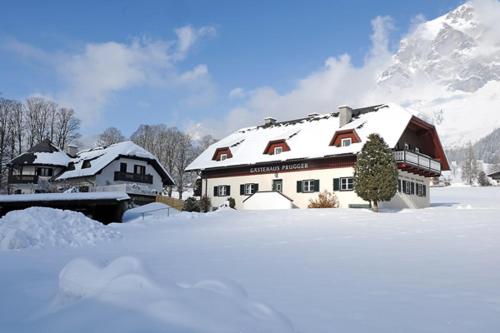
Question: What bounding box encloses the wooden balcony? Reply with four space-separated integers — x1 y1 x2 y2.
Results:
114 171 153 184
8 174 39 184
394 150 441 177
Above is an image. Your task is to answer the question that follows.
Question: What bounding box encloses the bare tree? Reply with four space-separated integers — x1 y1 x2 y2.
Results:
25 97 58 146
98 127 126 146
54 107 81 148
173 132 195 199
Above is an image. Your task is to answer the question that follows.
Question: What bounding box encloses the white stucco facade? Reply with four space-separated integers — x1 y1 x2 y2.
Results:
202 167 430 210
58 157 165 195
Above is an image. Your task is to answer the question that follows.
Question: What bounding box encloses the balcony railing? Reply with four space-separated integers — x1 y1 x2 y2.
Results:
394 150 441 174
8 174 39 184
114 171 153 184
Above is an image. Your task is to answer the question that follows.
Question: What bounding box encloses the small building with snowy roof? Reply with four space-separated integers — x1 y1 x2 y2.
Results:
54 141 174 203
186 103 450 210
7 140 174 204
7 139 71 194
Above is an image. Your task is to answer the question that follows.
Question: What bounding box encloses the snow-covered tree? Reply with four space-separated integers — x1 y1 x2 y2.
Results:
353 133 398 212
477 171 490 186
461 142 478 185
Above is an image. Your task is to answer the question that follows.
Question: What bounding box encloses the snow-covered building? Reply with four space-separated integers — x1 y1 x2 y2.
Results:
7 141 174 203
7 139 71 194
488 171 500 183
186 104 450 209
54 141 174 202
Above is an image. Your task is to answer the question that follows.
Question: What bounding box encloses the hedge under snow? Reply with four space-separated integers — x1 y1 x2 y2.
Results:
0 207 120 250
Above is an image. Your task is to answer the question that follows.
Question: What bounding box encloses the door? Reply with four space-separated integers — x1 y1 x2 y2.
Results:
272 179 283 192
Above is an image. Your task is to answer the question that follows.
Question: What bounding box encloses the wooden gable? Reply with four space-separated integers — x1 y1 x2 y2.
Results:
263 140 291 155
212 147 233 161
329 129 361 147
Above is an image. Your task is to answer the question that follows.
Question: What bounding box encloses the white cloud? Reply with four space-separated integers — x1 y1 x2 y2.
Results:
5 25 216 125
208 16 395 134
228 87 246 99
174 26 216 60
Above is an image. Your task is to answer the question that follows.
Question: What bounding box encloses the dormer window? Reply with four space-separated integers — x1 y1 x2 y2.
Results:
330 129 361 147
212 147 233 161
341 138 352 147
263 140 290 155
82 160 91 169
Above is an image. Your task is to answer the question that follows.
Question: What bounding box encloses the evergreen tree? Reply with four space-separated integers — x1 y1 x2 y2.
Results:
477 171 490 186
353 133 398 212
461 142 478 185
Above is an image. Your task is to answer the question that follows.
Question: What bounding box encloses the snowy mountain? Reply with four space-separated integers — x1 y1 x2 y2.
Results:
379 2 500 92
367 1 500 147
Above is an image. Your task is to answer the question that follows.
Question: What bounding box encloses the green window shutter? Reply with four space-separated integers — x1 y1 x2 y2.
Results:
240 184 245 195
314 179 320 192
333 178 340 191
296 181 302 193
423 185 427 197
254 183 259 192
226 186 231 196
213 186 219 197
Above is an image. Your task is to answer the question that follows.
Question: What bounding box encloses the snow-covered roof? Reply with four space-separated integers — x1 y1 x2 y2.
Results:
56 141 174 185
9 139 71 167
0 191 130 203
186 103 414 171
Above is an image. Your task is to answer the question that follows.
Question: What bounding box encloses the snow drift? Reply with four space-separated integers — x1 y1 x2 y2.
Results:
34 256 295 333
0 207 120 250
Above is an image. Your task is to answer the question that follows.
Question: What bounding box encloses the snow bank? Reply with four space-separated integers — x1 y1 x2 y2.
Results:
0 207 120 250
37 256 295 332
122 202 178 222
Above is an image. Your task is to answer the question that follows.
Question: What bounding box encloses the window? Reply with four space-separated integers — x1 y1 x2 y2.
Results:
214 185 230 197
403 180 411 194
340 177 354 191
274 146 283 155
82 160 91 169
398 179 402 193
298 179 319 193
341 138 352 147
404 143 409 150
240 183 259 195
36 167 53 177
410 182 415 195
416 183 427 197
272 179 283 192
415 147 420 153
220 153 228 161
120 162 127 173
134 165 146 175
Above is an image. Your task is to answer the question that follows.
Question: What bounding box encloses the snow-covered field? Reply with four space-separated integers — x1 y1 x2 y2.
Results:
1 186 499 332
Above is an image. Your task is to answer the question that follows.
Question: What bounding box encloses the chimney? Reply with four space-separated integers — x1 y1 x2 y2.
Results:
338 105 353 127
67 143 78 157
264 117 276 125
307 112 320 118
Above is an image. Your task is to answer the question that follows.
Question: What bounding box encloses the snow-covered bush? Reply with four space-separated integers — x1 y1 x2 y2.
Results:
307 191 339 208
199 195 211 212
183 197 200 212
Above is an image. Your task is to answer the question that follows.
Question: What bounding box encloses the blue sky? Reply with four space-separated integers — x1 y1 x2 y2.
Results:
0 0 464 138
